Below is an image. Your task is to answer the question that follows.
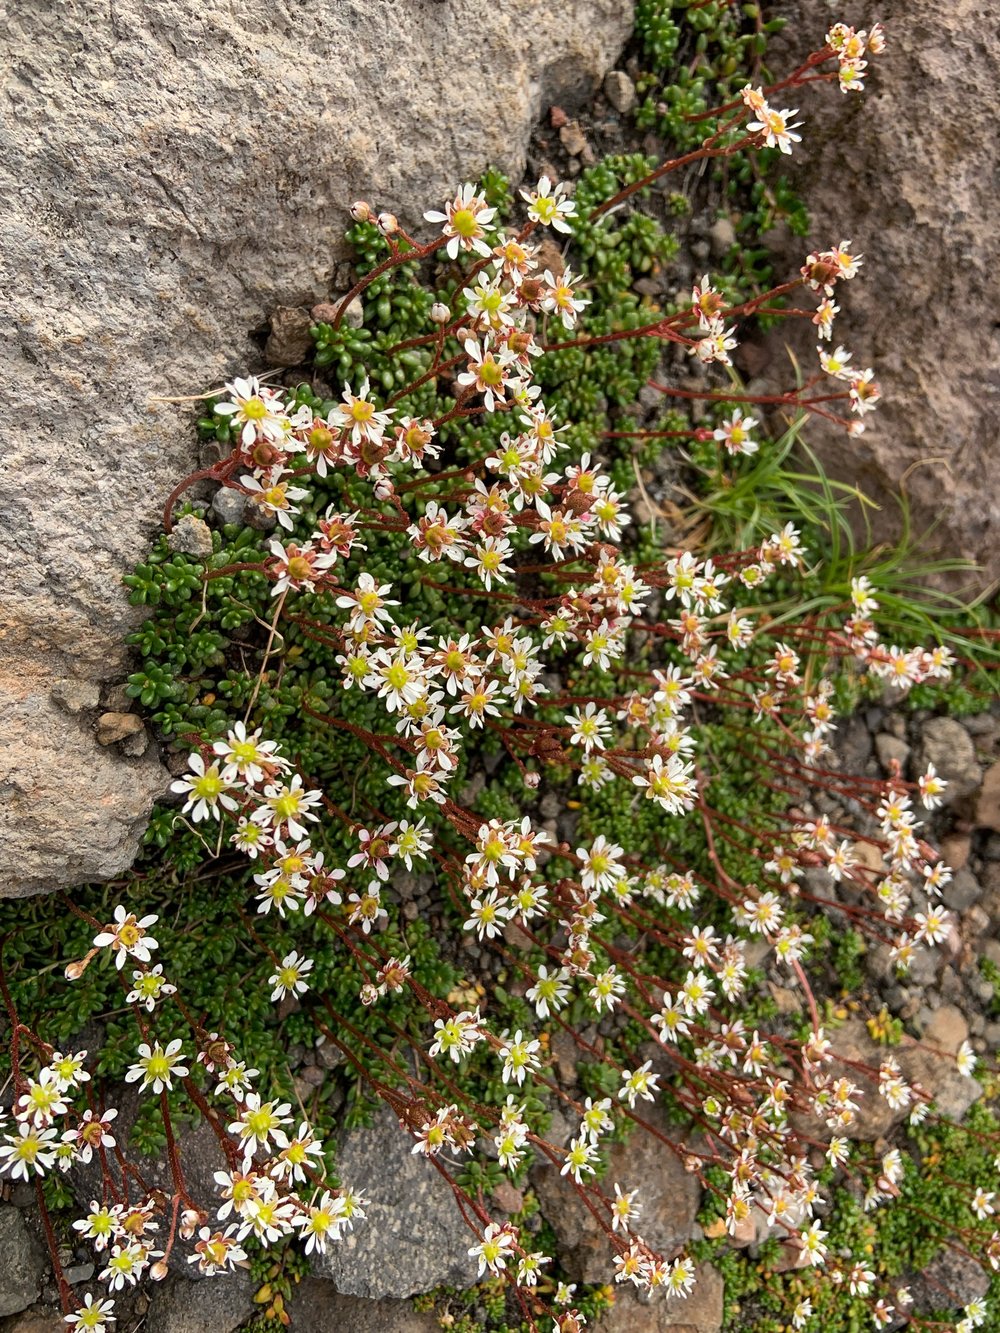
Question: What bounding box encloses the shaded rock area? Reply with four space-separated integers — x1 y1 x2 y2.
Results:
909 1246 991 1317
766 0 1000 589
145 1268 254 1333
0 0 633 899
311 1106 480 1298
0 1207 46 1318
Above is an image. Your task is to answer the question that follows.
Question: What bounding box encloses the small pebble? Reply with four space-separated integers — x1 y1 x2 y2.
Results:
211 486 247 526
167 512 213 557
559 120 588 157
264 305 313 367
96 712 144 746
708 216 737 257
603 69 637 114
311 296 364 330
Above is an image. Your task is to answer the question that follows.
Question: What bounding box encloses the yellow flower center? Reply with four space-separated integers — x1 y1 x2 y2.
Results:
146 1052 170 1080
247 1108 276 1138
192 769 221 798
287 556 313 581
451 207 478 239
385 663 410 691
272 792 301 820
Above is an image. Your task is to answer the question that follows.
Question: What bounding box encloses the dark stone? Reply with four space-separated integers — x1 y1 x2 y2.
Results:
311 1106 479 1298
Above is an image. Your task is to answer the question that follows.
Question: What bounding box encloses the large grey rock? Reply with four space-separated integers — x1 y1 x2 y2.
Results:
0 1206 46 1318
311 1106 479 1298
769 0 1000 588
0 0 632 898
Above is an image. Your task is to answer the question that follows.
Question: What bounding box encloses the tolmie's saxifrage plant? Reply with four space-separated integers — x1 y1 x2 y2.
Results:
4 20 998 1333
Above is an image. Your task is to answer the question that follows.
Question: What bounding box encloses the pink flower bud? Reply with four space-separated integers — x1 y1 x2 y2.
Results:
350 200 373 223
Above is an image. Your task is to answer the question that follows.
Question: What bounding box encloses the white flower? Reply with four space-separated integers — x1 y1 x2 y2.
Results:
214 376 290 448
124 1039 188 1094
126 964 176 1012
170 753 239 823
228 1093 293 1159
16 1069 69 1126
498 1030 542 1086
294 1192 345 1255
188 1225 248 1275
560 1136 598 1183
468 1222 517 1277
957 1039 977 1078
424 183 496 260
0 1123 59 1180
747 102 803 154
64 1293 117 1332
93 906 160 970
213 721 287 785
526 965 571 1019
328 376 394 448
520 175 576 233
268 951 314 1003
618 1061 660 1108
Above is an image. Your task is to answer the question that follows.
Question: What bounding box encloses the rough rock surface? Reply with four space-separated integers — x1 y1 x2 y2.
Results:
533 1110 701 1283
144 1268 254 1333
768 0 1000 588
910 1247 991 1316
0 0 633 898
311 1106 480 1298
0 1207 45 1318
0 1314 65 1333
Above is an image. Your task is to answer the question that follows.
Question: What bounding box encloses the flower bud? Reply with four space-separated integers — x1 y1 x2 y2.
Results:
523 771 540 789
180 1208 201 1240
429 302 450 325
249 440 281 469
150 1260 170 1282
64 959 88 981
377 211 399 235
350 200 373 223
